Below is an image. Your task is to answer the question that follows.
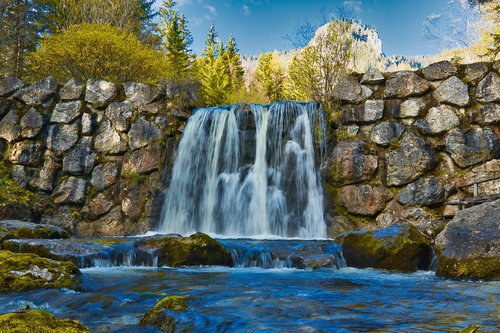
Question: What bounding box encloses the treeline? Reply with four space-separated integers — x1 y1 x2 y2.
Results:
1 0 357 109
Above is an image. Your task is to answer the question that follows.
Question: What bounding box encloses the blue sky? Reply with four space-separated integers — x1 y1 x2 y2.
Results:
155 0 451 56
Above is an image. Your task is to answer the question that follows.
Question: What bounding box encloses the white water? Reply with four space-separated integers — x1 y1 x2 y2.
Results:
158 102 327 238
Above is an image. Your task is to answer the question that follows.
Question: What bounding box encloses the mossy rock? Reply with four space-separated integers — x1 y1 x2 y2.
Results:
0 220 70 245
0 250 81 291
136 232 233 267
337 223 432 272
140 295 190 332
0 309 90 333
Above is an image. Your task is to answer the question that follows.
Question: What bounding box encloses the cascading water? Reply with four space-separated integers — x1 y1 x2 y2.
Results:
158 101 328 238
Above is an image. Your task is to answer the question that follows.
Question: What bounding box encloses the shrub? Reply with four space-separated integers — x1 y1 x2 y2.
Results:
27 23 167 83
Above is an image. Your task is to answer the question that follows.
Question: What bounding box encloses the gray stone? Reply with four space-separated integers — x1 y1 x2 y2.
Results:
105 101 134 132
85 80 117 107
456 160 500 197
435 200 500 280
20 108 44 138
123 82 159 107
90 162 119 191
50 101 82 123
445 128 492 168
81 113 94 135
121 184 147 222
40 206 79 233
421 61 457 81
13 76 58 105
7 141 44 167
362 100 385 122
63 137 96 175
128 117 162 150
370 122 405 147
385 133 436 186
0 100 12 119
77 206 125 237
46 123 79 154
141 101 163 115
415 105 460 135
322 141 378 186
397 98 426 118
59 78 85 100
29 156 60 192
122 145 162 175
360 67 385 84
339 184 392 216
94 120 128 155
173 109 190 120
0 110 21 142
477 72 500 103
53 177 88 204
398 176 446 206
332 76 373 103
472 104 500 125
154 116 168 130
0 76 25 97
432 76 469 107
9 165 34 187
0 220 69 243
83 193 114 219
464 62 488 83
384 71 431 98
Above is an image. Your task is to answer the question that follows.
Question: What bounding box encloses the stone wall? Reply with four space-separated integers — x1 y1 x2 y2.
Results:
0 77 187 236
323 60 500 238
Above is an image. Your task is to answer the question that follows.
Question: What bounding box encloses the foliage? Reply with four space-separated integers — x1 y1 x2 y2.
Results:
224 35 245 93
256 52 285 102
26 23 167 83
158 0 193 80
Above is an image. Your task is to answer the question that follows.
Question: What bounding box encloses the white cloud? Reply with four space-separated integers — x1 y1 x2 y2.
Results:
242 5 251 16
204 5 217 17
343 0 363 14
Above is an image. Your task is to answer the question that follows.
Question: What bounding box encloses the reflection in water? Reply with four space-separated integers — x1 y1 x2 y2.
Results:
0 267 498 332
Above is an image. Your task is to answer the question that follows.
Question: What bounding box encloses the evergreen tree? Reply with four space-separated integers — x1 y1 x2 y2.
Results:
158 0 193 79
224 35 245 92
204 23 218 59
256 52 285 102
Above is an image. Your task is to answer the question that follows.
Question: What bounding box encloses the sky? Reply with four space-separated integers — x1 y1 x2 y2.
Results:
155 0 452 57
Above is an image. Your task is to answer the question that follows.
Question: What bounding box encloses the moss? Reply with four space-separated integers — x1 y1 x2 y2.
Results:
77 237 129 247
0 309 90 333
140 296 190 332
121 172 148 184
0 162 33 206
137 233 233 267
436 254 500 281
324 183 374 228
0 250 81 291
457 325 480 333
7 225 69 240
389 137 401 149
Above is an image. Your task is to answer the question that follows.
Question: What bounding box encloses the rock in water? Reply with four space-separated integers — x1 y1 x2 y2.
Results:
435 199 500 280
0 309 90 333
338 223 433 272
140 295 190 332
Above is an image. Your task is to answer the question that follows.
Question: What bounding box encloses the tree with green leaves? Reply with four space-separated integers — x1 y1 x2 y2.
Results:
256 52 285 102
158 0 193 79
224 35 245 93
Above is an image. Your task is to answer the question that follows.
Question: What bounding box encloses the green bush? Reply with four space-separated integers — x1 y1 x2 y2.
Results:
27 23 167 83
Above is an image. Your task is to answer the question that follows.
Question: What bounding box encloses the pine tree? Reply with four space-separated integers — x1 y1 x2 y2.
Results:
158 0 193 79
204 23 218 59
224 35 245 92
256 52 285 102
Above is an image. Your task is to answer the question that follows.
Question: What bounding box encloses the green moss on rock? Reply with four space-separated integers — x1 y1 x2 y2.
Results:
0 220 70 244
0 309 90 333
436 255 500 281
0 250 81 291
140 296 190 332
136 232 233 267
338 223 433 272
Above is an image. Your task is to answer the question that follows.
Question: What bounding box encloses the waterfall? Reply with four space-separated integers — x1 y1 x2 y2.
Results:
158 101 327 238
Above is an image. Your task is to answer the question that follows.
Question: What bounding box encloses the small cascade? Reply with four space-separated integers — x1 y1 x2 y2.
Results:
220 239 346 269
89 243 158 268
159 102 328 238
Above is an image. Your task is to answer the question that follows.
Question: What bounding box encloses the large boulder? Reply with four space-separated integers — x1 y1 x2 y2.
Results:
59 78 85 100
85 80 117 107
7 141 45 167
135 233 233 267
398 176 447 206
123 82 159 107
50 101 82 124
435 200 500 280
339 184 392 216
13 77 58 105
62 137 96 175
52 177 88 204
46 123 79 154
338 223 433 272
0 310 90 333
128 117 162 150
384 71 430 98
385 133 436 186
415 105 460 135
94 120 128 155
0 76 25 97
0 110 21 142
20 108 44 138
445 128 492 168
432 76 469 107
0 250 80 291
322 141 378 186
140 295 189 332
0 220 69 243
105 101 134 132
421 61 457 81
476 72 500 103
370 122 405 147
332 76 372 103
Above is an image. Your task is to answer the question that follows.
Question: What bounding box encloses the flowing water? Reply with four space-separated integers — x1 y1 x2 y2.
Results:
159 102 327 238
